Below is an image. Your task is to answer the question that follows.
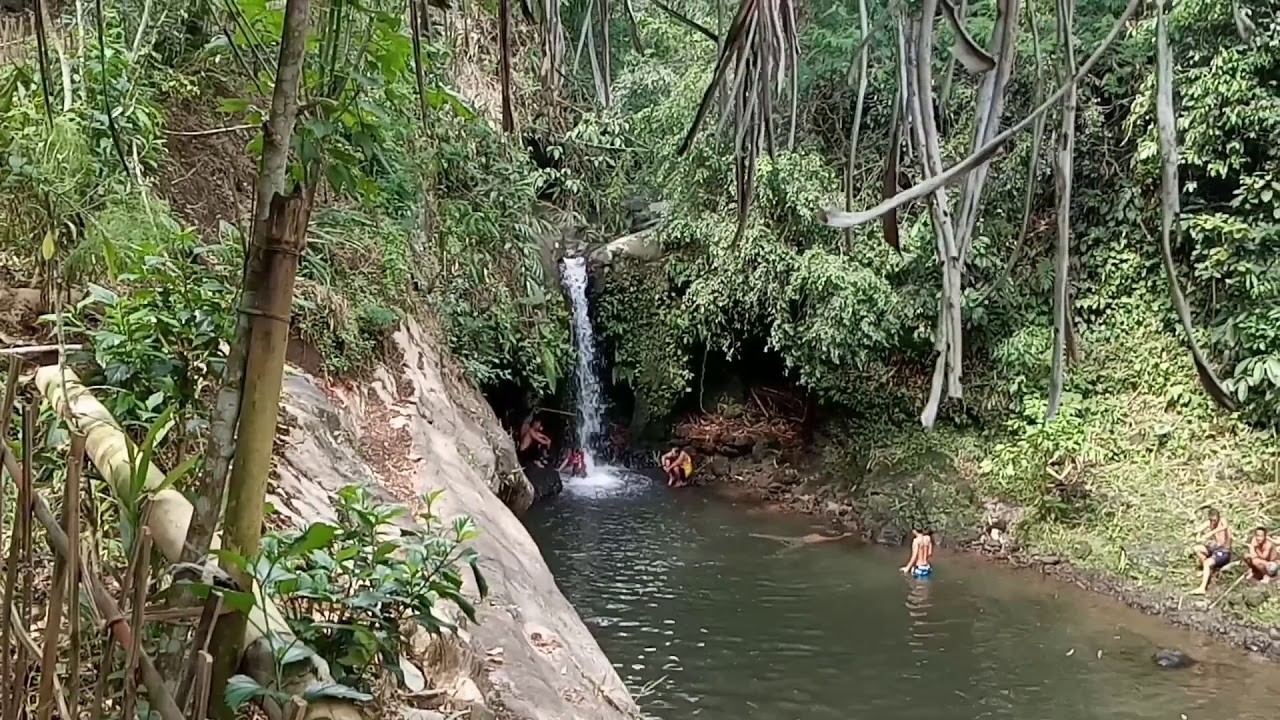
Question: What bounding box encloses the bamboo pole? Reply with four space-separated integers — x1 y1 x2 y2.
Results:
120 529 153 720
65 434 85 720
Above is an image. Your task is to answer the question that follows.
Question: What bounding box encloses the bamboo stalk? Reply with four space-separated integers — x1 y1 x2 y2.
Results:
0 358 18 719
11 405 36 720
8 606 71 720
0 345 84 356
0 441 185 720
33 371 356 720
0 457 21 720
120 528 153 720
1206 569 1249 611
190 652 213 720
66 433 85 720
35 527 68 720
90 631 113 720
178 593 223 712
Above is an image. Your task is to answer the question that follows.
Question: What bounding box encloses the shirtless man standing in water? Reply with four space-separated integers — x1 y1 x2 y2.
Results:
900 528 935 578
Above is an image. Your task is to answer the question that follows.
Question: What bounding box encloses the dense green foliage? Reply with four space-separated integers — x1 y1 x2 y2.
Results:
250 486 485 693
1 2 574 412
590 1 1279 433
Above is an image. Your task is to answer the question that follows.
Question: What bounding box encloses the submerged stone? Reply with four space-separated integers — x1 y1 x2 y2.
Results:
1152 649 1195 668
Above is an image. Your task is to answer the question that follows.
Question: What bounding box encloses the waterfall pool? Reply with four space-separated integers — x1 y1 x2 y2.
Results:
527 473 1280 720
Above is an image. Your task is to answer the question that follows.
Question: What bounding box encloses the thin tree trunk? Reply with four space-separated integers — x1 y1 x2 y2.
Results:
39 0 73 112
982 0 1046 301
842 0 870 249
1153 0 1237 410
622 0 642 52
936 0 968 112
208 0 314 714
599 0 612 106
541 0 565 97
821 0 1143 230
955 0 1020 266
499 0 515 131
75 0 87 105
1047 0 1076 420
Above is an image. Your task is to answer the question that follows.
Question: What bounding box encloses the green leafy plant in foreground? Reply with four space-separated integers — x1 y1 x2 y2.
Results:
218 485 487 710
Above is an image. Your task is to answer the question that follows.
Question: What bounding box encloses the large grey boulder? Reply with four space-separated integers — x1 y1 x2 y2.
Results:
270 318 638 720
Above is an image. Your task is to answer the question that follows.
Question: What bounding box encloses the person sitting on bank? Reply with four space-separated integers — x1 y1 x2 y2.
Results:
558 448 587 477
900 528 934 578
1190 507 1233 595
661 446 694 487
518 417 552 467
1245 526 1279 584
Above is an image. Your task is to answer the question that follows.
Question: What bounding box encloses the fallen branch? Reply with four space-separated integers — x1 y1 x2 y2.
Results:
0 344 84 356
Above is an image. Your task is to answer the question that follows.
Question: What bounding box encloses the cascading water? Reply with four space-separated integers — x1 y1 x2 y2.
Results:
560 257 611 476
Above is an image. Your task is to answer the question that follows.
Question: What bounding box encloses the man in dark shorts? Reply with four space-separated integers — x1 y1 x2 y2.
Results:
1245 526 1279 584
1190 508 1232 595
518 418 552 467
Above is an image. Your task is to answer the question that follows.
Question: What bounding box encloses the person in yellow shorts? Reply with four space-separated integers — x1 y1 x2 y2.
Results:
661 446 695 487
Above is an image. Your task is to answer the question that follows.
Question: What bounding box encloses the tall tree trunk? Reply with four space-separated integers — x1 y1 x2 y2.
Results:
1047 0 1076 420
842 0 870 250
599 0 613 106
208 0 314 714
499 0 515 130
1153 0 1237 410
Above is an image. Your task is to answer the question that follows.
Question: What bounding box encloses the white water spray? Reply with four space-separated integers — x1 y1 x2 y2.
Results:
560 257 612 478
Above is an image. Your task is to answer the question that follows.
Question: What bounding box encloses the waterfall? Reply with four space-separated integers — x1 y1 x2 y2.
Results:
561 257 608 469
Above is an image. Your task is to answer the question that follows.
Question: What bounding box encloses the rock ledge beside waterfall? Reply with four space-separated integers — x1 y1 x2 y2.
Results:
267 318 639 720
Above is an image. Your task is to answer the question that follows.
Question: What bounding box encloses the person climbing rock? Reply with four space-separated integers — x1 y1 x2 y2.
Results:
900 528 934 578
661 446 694 487
1189 507 1233 595
1245 526 1278 583
518 417 552 468
559 448 587 477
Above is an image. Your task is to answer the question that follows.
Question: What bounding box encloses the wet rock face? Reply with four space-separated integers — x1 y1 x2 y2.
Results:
1152 649 1195 668
525 466 564 504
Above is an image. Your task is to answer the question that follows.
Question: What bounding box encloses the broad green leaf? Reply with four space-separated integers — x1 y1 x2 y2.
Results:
301 683 373 703
286 522 339 558
224 674 269 711
221 590 257 615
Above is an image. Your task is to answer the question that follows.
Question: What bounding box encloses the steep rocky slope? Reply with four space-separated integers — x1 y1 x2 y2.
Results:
268 319 638 720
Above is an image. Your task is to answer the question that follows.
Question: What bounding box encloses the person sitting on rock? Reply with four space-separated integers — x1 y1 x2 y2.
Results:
900 528 934 578
558 448 587 477
518 417 552 467
1245 526 1278 584
1190 508 1233 595
661 446 694 487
